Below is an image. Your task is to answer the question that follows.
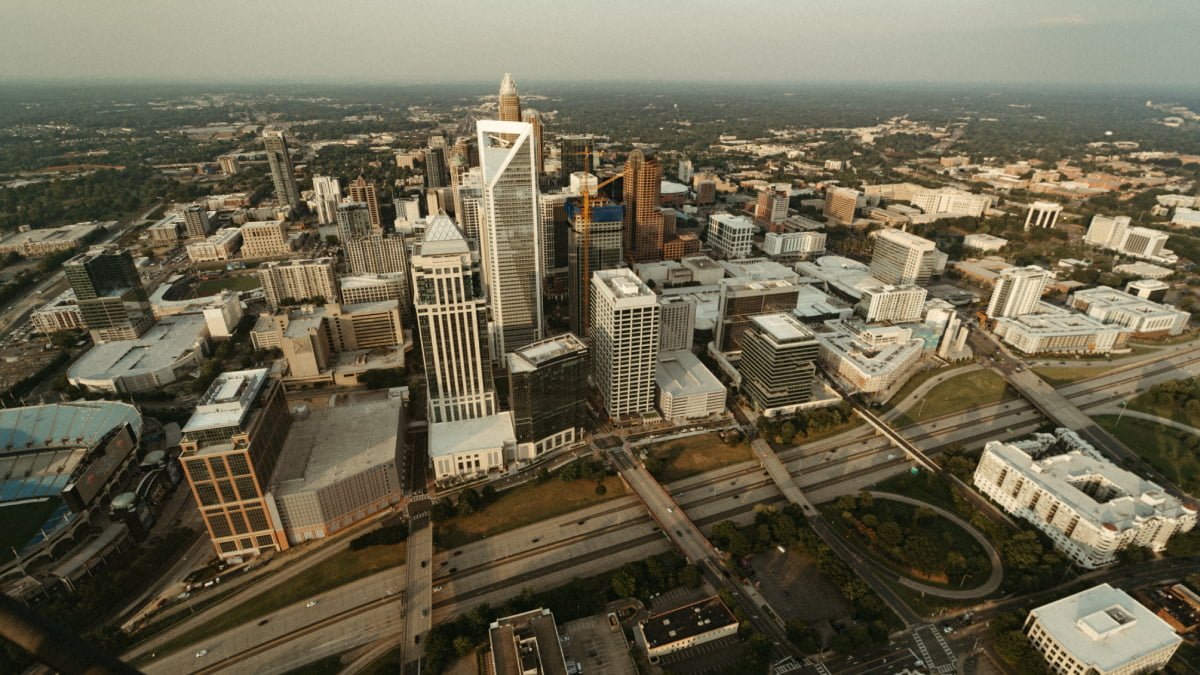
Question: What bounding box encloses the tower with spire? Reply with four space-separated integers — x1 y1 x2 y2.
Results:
499 73 522 122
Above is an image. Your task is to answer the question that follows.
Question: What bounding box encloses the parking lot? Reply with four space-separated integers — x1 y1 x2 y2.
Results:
562 615 636 675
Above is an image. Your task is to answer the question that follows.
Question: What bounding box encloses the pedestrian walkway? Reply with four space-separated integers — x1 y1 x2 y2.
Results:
1092 406 1200 439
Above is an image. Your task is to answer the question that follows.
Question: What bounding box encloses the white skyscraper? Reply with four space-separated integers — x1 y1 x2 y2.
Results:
987 266 1050 319
477 120 544 362
312 175 342 224
411 218 496 423
870 228 945 285
590 269 660 420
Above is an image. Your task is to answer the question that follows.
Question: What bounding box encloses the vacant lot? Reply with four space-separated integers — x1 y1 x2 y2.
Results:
1097 415 1200 494
892 369 1016 427
195 275 260 296
643 433 752 483
436 476 627 550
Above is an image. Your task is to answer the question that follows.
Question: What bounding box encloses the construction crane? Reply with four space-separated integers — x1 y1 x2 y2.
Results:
573 149 623 334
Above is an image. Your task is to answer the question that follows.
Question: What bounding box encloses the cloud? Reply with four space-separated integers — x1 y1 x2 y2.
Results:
1034 14 1087 26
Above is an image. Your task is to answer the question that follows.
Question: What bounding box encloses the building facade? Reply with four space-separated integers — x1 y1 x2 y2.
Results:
311 175 342 224
738 314 818 413
239 220 290 259
706 213 754 259
507 334 589 456
590 269 660 420
257 258 339 309
856 284 927 323
823 187 859 225
567 201 624 336
986 265 1050 319
264 130 301 210
64 246 154 343
870 228 944 285
623 149 665 263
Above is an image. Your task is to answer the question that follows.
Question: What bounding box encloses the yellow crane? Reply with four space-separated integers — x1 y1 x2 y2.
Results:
574 150 623 333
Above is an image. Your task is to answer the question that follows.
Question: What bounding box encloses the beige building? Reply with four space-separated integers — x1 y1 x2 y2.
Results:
239 220 291 259
339 273 407 306
30 289 83 334
0 221 106 257
257 258 339 309
186 227 243 263
823 186 860 225
815 321 924 395
251 302 404 385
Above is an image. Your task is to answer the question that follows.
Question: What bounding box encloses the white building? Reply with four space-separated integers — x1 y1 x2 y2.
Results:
706 213 754 259
1025 200 1064 229
909 188 993 218
1113 261 1173 280
993 304 1128 355
477 120 543 362
1024 583 1181 675
185 227 243 263
67 314 210 393
870 228 945 285
856 284 927 323
986 265 1050 319
257 258 339 309
1068 287 1189 337
428 412 517 483
655 350 724 421
1084 214 1174 264
339 274 407 305
30 289 83 334
1172 207 1200 228
974 430 1196 568
659 295 696 352
963 233 1008 253
310 175 342 225
815 321 924 395
762 230 826 259
590 269 659 420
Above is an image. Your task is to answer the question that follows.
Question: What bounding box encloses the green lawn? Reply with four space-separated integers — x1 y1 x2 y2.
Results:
435 476 627 550
0 499 63 564
195 275 261 296
148 542 405 659
1031 366 1111 387
1096 415 1200 494
1125 385 1200 430
644 433 753 483
892 370 1017 427
884 363 973 409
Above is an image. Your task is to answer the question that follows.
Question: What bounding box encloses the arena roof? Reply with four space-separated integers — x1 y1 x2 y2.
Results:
0 402 142 456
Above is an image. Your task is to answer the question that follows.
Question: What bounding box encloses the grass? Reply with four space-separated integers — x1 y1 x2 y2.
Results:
195 275 261 296
892 369 1017 427
1126 389 1200 430
884 363 973 409
149 542 405 659
435 476 627 550
1031 366 1111 387
643 433 753 483
0 499 63 563
1096 415 1200 494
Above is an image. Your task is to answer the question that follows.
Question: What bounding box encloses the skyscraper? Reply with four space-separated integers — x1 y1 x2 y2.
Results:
335 202 373 243
498 72 522 122
559 135 601 188
870 228 945 285
257 258 339 309
183 205 211 239
455 168 485 241
345 233 408 276
411 217 496 423
64 246 153 343
264 130 301 210
507 334 589 455
424 134 451 189
590 269 660 420
567 200 623 336
623 149 665 263
311 175 342 225
987 266 1050 319
522 109 545 177
477 120 544 361
347 175 381 231
755 183 790 232
823 186 859 226
738 314 818 412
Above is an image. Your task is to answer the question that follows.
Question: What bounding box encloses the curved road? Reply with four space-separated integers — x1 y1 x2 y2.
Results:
1093 407 1200 439
863 491 1003 600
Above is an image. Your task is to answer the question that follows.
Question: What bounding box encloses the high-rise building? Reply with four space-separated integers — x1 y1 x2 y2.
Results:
394 196 422 227
477 120 544 361
179 368 293 559
455 168 485 241
64 246 153 343
738 313 818 412
335 202 373 243
857 284 928 323
347 175 381 231
658 295 696 352
559 135 602 188
714 279 800 353
567 201 624 336
707 213 755 259
755 183 790 232
507 334 588 455
540 192 567 291
590 269 659 420
311 175 342 224
411 218 496 423
424 134 450 189
264 130 301 210
498 73 522 122
257 258 339 309
623 149 665 263
345 232 408 276
239 220 290 259
870 228 944 285
823 187 859 225
678 158 694 184
183 205 211 239
695 179 716 206
1085 214 1172 263
522 109 544 176
987 266 1050 319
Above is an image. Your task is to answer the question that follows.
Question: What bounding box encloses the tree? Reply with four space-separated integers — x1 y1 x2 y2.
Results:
452 635 475 657
611 568 638 598
457 488 482 515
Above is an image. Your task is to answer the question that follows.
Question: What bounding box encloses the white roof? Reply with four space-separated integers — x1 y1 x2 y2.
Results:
428 412 516 458
507 334 587 374
655 350 724 398
68 315 209 383
182 368 270 434
271 399 401 494
751 313 815 343
1030 583 1181 672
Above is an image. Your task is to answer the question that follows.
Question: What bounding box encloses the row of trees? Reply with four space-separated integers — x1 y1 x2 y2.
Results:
755 403 856 447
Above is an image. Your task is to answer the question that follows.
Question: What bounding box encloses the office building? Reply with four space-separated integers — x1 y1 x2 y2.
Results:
539 191 567 290
738 314 818 413
1068 287 1189 337
963 233 1008 252
987 265 1050 319
856 284 927 323
623 149 665 263
706 213 754 259
762 231 826 259
239 220 290 259
656 350 724 421
412 218 496 423
183 205 211 239
1126 279 1169 302
186 227 243 263
498 72 522 122
1085 214 1174 264
478 119 544 360
145 216 183 246
488 608 569 675
908 187 993 218
395 196 422 227
755 183 790 232
522 109 544 176
347 175 381 231
507 334 588 456
567 200 624 336
336 202 374 243
714 279 800 353
428 411 516 483
257 258 339 309
311 175 342 224
870 228 945 285
695 179 716 205
636 598 738 664
270 397 404 544
250 302 404 387
1025 200 1063 229
345 231 409 277
993 304 1128 355
659 295 696 352
678 158 694 183
64 246 154 343
975 430 1196 568
1024 584 1181 675
823 187 859 225
454 168 485 241
30 289 83 334
180 369 293 559
815 321 923 395
264 130 301 210
424 134 450 189
218 154 241 176
590 269 660 420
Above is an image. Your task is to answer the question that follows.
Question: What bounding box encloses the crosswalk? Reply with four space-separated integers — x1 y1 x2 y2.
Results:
911 624 957 674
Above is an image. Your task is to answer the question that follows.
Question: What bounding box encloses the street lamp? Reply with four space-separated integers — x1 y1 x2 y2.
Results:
1116 400 1129 428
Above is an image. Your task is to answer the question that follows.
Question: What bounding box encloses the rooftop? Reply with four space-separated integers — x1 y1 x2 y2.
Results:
507 334 587 374
1030 583 1181 672
68 315 209 383
640 597 737 649
875 227 937 250
182 368 270 435
752 313 816 343
718 258 798 282
0 402 141 456
489 608 568 675
271 399 402 495
656 350 724 398
428 412 516 459
595 269 655 300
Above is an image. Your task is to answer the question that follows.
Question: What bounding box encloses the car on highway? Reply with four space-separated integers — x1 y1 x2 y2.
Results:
306 600 319 608
195 649 209 658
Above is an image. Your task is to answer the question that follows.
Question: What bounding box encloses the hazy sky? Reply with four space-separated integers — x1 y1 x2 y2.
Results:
1 1 1197 88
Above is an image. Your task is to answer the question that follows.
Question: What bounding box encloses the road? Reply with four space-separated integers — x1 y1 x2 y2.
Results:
402 517 433 664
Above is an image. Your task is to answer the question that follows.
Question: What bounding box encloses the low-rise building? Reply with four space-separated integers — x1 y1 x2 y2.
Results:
30 289 83 334
1113 261 1173 280
963 233 1008 252
186 227 243 263
762 230 826 259
707 213 755 259
815 321 924 395
428 412 517 483
992 304 1129 355
1025 583 1181 675
1172 207 1200 228
636 597 738 664
655 350 725 421
0 221 106 257
974 430 1197 568
488 608 569 675
146 215 184 246
67 314 210 393
1068 286 1189 337
1125 279 1169 302
250 302 405 386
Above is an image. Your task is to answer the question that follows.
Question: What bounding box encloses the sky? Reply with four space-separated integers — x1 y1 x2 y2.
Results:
1 1 1198 88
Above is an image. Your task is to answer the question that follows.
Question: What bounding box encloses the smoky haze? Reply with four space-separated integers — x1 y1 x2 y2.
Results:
1 0 1198 87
